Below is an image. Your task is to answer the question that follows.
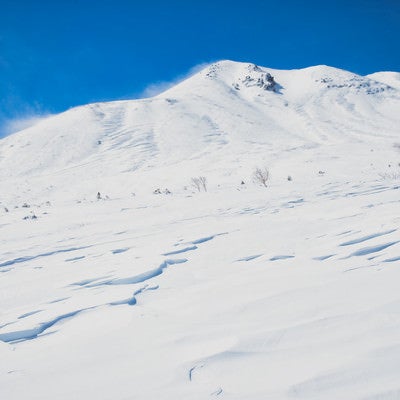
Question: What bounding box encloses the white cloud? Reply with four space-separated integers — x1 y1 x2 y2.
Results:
0 62 215 137
139 62 212 98
1 113 52 137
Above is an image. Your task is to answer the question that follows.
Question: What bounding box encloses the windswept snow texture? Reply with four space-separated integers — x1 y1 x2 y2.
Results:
347 241 399 257
0 246 90 268
339 229 397 246
163 245 198 256
1 60 400 400
84 258 188 287
0 309 91 343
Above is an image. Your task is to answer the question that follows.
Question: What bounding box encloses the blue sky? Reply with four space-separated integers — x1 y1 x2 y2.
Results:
1 0 399 137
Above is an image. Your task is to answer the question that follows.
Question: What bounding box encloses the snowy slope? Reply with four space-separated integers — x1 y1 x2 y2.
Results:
367 71 400 90
1 60 400 400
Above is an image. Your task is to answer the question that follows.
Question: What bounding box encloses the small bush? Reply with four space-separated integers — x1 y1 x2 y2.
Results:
378 172 400 180
252 167 269 187
191 176 207 192
23 213 37 220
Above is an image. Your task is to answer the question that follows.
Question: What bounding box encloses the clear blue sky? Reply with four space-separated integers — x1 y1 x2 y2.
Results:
1 0 399 136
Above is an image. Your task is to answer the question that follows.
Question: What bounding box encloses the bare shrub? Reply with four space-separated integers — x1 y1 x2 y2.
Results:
252 167 269 187
191 176 207 192
378 172 400 180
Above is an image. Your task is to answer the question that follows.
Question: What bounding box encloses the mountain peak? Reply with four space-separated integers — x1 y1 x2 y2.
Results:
160 60 395 101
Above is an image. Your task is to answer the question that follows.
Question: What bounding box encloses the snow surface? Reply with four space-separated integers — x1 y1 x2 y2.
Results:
367 71 400 90
1 60 400 399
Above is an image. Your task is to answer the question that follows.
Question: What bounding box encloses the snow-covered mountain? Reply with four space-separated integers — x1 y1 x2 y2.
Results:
1 60 400 400
0 60 398 202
